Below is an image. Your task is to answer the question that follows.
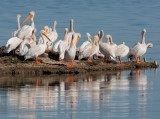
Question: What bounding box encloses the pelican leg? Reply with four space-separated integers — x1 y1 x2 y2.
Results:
45 45 50 52
35 57 42 64
139 56 143 62
136 57 141 64
88 57 92 62
119 58 124 65
93 54 98 59
67 60 74 68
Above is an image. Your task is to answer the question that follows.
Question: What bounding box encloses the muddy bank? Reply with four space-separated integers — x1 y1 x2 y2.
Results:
0 46 158 76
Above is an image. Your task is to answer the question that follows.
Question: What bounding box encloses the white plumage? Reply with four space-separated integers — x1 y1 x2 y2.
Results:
64 33 81 67
78 32 92 53
17 11 35 40
127 29 153 63
99 30 116 59
58 28 69 60
24 30 50 64
45 21 58 50
18 29 37 56
78 35 99 62
12 14 21 37
3 37 23 53
115 42 129 64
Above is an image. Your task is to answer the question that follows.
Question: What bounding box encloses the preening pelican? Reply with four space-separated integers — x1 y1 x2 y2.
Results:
3 37 23 54
17 11 35 39
58 28 69 60
12 14 21 37
78 35 99 62
78 33 92 53
107 35 117 49
127 29 153 64
18 29 37 56
99 30 116 61
64 33 81 67
24 30 52 64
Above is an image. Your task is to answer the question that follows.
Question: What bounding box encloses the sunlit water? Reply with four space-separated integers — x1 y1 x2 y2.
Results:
0 0 160 118
0 69 159 119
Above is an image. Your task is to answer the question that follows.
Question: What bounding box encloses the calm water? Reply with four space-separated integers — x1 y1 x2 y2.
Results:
0 0 160 118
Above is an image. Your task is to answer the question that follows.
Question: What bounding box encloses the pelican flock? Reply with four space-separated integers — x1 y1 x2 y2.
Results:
3 11 153 68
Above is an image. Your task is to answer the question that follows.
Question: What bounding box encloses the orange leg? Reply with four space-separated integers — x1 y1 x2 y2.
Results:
88 57 92 62
139 56 143 63
136 57 141 64
46 45 50 52
67 60 74 68
118 58 123 64
35 57 41 64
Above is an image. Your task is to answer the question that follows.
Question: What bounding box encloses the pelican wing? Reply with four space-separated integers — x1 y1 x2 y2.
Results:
78 46 98 59
115 42 129 58
17 25 33 39
53 40 62 52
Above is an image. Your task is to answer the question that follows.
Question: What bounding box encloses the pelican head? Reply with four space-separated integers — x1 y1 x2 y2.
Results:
106 35 112 43
20 11 35 26
142 28 146 35
44 26 49 33
17 14 21 19
86 33 91 40
77 33 81 40
98 31 100 38
147 43 153 48
65 28 68 33
92 35 99 48
100 30 104 39
29 11 35 18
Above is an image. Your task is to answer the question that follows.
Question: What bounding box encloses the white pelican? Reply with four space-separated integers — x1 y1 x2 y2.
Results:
78 33 92 53
107 35 117 49
58 28 69 60
127 29 153 64
45 21 58 50
24 30 52 64
17 11 35 40
53 39 62 52
93 31 104 59
12 14 21 37
114 42 129 64
3 37 23 54
66 19 75 49
18 29 37 56
78 35 99 62
64 33 81 67
99 30 116 61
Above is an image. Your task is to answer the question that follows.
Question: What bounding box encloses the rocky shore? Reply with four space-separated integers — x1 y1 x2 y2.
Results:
0 46 158 76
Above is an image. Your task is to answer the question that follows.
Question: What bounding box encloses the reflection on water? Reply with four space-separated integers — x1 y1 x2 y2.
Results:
0 69 158 118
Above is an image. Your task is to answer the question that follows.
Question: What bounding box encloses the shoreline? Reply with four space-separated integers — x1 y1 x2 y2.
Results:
0 46 158 76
